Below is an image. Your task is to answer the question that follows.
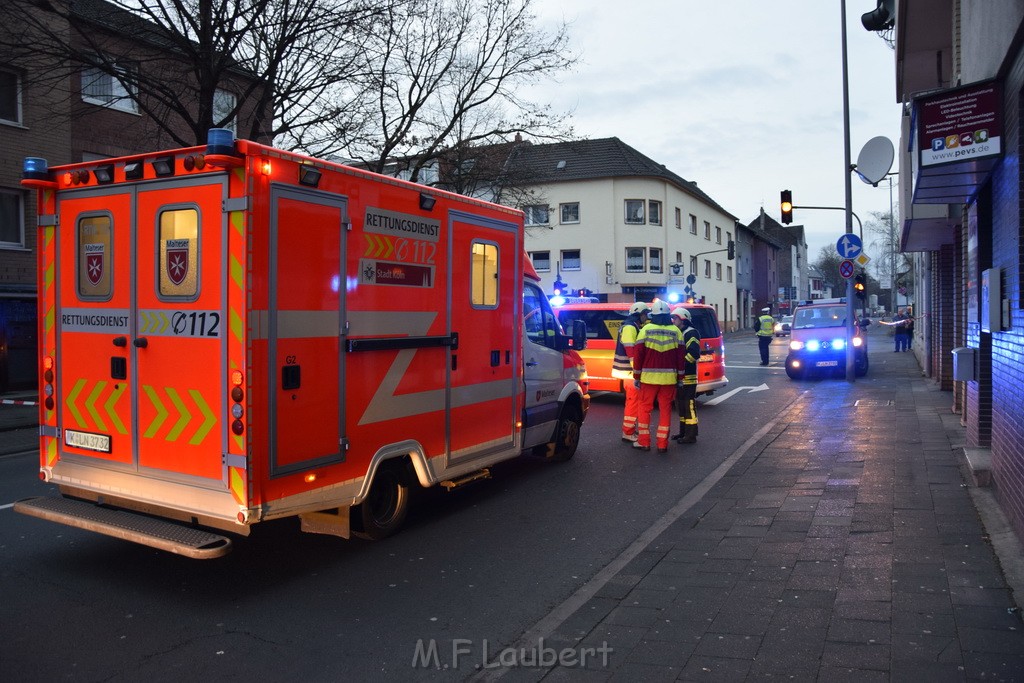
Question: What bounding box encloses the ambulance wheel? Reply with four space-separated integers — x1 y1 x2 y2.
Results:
549 403 582 462
354 463 409 540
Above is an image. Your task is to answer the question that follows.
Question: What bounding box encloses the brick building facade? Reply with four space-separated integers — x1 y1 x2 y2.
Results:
893 2 1024 544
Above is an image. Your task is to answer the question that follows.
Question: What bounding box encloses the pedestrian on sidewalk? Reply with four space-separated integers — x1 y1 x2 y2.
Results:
756 307 774 365
904 309 915 351
893 309 909 352
671 306 701 444
632 300 684 453
612 301 649 442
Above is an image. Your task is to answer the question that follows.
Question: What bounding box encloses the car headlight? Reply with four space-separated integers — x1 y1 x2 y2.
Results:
790 340 805 350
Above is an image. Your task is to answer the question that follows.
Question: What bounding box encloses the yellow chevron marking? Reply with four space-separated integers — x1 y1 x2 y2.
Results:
142 385 168 438
44 261 54 289
45 305 54 335
232 433 244 451
105 383 127 435
45 438 57 467
84 380 107 431
230 254 243 289
157 311 170 333
230 210 244 236
229 466 246 505
230 308 244 343
165 387 191 442
66 378 87 428
187 389 216 445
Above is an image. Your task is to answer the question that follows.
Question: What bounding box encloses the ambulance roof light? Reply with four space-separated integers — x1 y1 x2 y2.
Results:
207 128 236 156
152 156 175 177
23 157 49 181
93 164 114 184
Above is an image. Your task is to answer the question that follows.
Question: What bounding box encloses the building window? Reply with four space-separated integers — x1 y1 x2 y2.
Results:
524 204 549 226
649 248 662 273
726 230 732 245
625 247 645 273
716 263 722 280
675 251 682 264
214 88 237 134
727 265 733 283
471 241 499 307
559 202 580 224
561 249 581 270
624 199 645 224
689 214 697 234
0 69 22 125
675 207 681 229
715 226 722 244
704 259 711 278
648 201 662 225
689 256 697 275
81 61 138 113
703 221 711 240
530 251 550 271
0 189 25 248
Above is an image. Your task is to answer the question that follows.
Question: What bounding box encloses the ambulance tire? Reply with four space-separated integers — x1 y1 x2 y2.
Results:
354 462 410 540
549 402 582 462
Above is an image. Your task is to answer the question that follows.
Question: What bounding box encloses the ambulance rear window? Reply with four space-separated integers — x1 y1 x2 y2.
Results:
556 309 624 340
77 215 112 300
158 208 199 299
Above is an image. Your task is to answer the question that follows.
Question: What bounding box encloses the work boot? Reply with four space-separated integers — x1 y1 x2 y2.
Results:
621 432 638 443
679 425 697 444
632 441 650 452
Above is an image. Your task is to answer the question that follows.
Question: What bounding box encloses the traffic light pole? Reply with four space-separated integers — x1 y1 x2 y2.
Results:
841 0 856 382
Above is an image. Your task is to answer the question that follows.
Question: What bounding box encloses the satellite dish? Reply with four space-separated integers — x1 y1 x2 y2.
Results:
854 136 894 185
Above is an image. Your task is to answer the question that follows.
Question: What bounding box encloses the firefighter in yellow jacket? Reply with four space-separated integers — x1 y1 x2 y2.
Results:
671 307 701 444
632 300 684 453
612 301 650 442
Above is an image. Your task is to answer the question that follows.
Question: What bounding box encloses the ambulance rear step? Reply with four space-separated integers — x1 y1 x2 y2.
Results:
15 496 232 559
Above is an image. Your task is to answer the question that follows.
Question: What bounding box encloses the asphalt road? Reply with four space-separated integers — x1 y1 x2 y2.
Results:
0 332 814 682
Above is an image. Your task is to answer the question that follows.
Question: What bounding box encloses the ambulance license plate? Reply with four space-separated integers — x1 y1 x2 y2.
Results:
815 360 839 367
65 429 111 453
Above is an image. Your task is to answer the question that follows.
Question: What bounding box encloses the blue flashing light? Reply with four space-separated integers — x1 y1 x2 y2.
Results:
667 292 680 303
23 157 49 180
806 340 821 352
207 128 236 156
550 295 566 307
832 338 846 350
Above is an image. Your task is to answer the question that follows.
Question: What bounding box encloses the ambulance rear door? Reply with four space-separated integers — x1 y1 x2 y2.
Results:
53 176 229 487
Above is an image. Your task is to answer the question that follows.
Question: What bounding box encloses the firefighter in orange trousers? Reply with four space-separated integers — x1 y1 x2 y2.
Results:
612 301 650 442
632 300 684 453
671 307 701 444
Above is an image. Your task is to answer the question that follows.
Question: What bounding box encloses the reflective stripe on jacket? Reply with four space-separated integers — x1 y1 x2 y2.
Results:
756 314 775 336
681 326 700 385
633 323 684 386
611 318 642 378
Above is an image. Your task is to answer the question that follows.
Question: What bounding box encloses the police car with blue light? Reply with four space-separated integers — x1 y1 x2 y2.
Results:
785 298 868 379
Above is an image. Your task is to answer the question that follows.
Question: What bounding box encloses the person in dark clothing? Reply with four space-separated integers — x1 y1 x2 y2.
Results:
671 307 701 444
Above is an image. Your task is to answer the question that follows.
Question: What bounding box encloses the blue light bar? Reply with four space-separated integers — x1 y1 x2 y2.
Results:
207 128 236 156
23 157 49 180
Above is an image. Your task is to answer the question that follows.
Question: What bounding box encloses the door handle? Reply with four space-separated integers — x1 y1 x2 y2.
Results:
133 337 149 348
112 336 127 347
526 359 538 367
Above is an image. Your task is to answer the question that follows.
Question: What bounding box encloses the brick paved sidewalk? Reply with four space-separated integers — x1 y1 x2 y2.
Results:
532 350 1024 681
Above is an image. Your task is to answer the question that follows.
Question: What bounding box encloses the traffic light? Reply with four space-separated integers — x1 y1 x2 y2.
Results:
862 0 895 31
727 239 735 260
780 190 793 224
853 273 866 300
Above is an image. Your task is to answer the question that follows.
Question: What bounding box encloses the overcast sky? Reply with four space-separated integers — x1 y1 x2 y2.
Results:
527 0 903 267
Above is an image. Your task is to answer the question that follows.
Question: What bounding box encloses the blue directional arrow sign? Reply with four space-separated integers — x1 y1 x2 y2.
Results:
836 233 863 259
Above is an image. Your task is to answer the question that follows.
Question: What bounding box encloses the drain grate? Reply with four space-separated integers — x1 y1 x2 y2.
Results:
854 399 894 407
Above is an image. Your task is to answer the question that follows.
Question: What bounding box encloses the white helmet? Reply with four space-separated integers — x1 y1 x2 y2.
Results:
671 307 691 321
629 302 650 316
651 300 671 316
761 307 771 313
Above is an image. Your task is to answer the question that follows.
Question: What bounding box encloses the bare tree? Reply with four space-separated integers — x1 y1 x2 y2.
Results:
2 0 388 146
307 0 577 180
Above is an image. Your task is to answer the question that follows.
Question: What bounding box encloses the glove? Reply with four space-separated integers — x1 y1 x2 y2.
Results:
633 380 641 389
